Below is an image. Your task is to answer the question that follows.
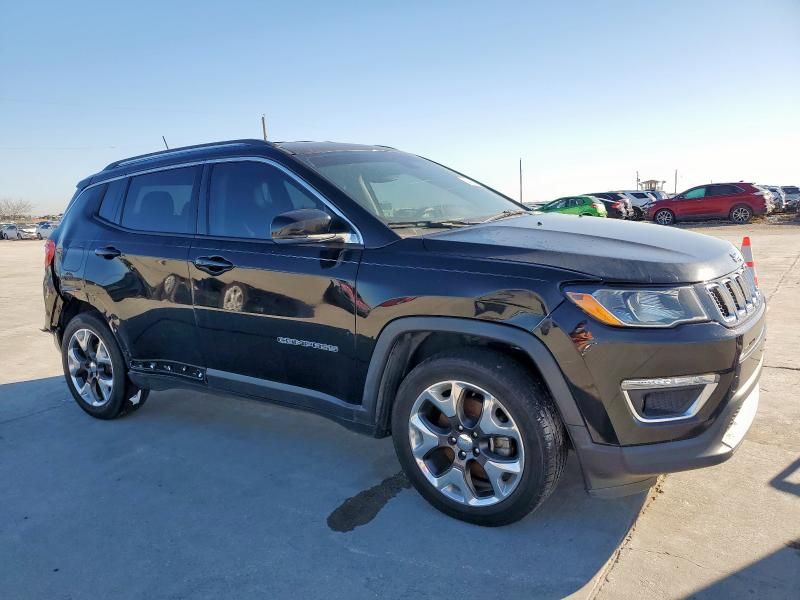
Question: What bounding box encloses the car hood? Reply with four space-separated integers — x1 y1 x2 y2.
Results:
423 213 743 284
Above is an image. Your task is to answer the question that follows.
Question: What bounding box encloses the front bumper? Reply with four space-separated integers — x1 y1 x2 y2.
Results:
570 353 761 497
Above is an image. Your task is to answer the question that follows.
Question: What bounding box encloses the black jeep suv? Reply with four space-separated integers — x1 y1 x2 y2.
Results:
43 140 765 525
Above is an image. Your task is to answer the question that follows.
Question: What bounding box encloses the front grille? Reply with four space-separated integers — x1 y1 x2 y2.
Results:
705 269 760 325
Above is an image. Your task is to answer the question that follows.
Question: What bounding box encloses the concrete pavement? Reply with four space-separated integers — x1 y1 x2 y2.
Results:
1 221 798 599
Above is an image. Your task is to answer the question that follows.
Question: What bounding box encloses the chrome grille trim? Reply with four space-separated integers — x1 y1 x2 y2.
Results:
704 269 760 325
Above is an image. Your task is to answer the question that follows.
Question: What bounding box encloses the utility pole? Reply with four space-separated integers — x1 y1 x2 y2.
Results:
162 136 169 150
636 170 640 190
519 158 523 203
674 169 678 194
261 114 268 141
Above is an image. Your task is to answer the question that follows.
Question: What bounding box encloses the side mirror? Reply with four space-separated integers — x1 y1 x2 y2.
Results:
270 209 353 244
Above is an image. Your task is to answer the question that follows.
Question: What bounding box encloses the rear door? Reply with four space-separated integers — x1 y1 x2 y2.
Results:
83 166 203 368
188 158 363 403
705 184 737 217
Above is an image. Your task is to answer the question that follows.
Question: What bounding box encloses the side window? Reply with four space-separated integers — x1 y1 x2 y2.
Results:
684 187 706 199
97 178 129 223
121 167 199 234
208 161 328 239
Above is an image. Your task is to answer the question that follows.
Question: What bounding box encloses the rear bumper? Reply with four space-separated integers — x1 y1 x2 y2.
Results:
571 355 762 497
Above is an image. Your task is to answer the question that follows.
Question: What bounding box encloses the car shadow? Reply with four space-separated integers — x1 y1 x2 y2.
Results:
687 541 800 598
0 377 647 599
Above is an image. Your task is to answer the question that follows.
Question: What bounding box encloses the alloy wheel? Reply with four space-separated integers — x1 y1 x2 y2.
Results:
731 207 750 223
408 380 525 506
655 210 673 225
67 329 114 407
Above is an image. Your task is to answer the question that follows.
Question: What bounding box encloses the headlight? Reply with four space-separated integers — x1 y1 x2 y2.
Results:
565 286 708 327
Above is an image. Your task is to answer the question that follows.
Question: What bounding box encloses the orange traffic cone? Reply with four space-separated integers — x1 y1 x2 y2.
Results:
741 236 757 286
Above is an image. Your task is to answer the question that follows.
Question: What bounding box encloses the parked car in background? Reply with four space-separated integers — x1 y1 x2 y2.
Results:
537 195 607 217
617 190 658 220
1 223 21 239
648 182 772 225
19 224 38 239
36 221 59 239
780 186 799 210
764 186 786 211
646 190 672 201
584 192 632 219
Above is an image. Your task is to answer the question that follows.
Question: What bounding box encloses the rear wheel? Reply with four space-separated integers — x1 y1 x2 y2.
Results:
632 206 643 220
654 209 675 225
392 348 567 526
730 205 752 224
61 313 148 419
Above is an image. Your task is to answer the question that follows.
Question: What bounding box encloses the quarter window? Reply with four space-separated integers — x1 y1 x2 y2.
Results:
98 178 129 223
208 161 329 239
121 167 199 233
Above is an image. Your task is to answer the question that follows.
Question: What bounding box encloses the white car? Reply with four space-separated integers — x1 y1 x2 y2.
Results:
18 224 38 239
615 190 658 220
780 186 799 210
765 186 786 211
35 221 59 239
1 224 21 239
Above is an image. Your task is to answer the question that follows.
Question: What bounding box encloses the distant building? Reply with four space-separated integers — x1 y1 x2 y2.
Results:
640 179 666 192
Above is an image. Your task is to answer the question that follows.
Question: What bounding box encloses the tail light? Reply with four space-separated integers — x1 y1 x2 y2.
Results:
612 202 622 209
44 239 56 267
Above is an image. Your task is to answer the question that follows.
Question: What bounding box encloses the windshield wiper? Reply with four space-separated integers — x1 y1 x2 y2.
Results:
386 220 473 229
481 209 530 223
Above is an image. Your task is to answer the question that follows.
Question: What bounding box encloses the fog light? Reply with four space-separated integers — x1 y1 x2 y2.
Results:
621 374 719 423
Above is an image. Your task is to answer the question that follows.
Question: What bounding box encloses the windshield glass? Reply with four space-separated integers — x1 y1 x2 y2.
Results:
300 151 523 226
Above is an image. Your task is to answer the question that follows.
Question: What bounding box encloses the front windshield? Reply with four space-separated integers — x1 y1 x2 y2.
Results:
300 150 524 226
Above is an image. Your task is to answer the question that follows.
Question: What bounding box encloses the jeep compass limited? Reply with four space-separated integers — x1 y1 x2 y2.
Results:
44 140 765 525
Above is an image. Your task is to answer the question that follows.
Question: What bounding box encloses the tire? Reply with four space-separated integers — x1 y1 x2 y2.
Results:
37 233 42 240
61 312 148 419
391 348 568 526
632 206 643 221
654 209 675 225
729 204 752 224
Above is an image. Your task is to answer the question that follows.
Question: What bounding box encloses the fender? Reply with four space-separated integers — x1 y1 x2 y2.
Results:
361 316 586 435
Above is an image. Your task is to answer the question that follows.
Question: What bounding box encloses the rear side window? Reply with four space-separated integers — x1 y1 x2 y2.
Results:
97 178 129 223
121 167 200 234
783 186 799 194
632 192 649 199
207 161 328 239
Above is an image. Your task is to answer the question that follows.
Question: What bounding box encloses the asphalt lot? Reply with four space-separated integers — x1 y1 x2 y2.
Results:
1 222 798 599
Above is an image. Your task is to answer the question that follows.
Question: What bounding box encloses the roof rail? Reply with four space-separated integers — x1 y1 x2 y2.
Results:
103 139 273 171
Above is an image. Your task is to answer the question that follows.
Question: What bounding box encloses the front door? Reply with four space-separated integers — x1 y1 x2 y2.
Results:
677 186 708 219
189 158 363 404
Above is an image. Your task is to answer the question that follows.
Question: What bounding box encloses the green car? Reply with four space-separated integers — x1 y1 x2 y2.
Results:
538 195 607 217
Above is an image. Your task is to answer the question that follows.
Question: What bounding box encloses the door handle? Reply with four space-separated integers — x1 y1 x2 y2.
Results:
94 246 121 259
193 255 235 275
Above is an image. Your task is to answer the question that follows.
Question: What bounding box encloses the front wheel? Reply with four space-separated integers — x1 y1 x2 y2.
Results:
654 209 675 225
730 205 752 224
61 313 148 419
392 348 567 526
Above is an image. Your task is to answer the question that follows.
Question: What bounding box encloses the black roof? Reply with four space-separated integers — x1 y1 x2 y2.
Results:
81 139 397 189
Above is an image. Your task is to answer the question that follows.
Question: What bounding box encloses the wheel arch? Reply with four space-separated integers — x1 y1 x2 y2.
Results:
362 317 584 438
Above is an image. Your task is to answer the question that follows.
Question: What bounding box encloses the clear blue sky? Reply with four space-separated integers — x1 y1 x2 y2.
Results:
2 0 798 213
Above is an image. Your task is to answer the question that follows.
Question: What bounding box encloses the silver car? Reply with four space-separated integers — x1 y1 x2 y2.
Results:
35 221 59 239
1 224 21 239
780 186 799 210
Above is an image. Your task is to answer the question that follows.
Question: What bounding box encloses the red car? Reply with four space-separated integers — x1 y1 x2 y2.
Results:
648 183 772 225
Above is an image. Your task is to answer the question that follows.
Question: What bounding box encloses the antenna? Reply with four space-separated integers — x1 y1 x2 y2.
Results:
261 114 268 141
162 136 169 150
